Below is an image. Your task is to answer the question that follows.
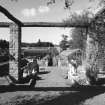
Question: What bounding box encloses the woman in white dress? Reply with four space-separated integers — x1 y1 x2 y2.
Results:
68 59 77 83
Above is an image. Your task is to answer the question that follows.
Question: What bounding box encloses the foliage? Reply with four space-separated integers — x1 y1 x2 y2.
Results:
85 6 105 69
0 39 9 56
64 10 93 26
49 47 59 56
0 63 9 77
65 11 93 50
0 39 9 49
70 28 86 49
90 9 105 46
46 0 104 9
9 0 105 10
92 0 105 6
22 40 54 47
85 62 98 85
23 47 59 59
0 39 54 51
84 6 105 84
0 55 9 62
59 34 69 51
63 9 105 85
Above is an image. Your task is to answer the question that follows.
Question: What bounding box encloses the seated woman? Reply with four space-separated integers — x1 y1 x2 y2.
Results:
25 58 39 87
7 57 39 87
26 58 39 75
7 58 29 84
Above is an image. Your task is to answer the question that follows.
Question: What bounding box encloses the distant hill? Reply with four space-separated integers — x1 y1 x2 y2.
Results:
0 39 54 48
0 39 55 58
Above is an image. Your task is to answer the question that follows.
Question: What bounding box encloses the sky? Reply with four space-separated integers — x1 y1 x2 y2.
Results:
0 0 100 44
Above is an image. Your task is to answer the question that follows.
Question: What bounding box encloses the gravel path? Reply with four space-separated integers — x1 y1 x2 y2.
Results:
36 67 68 87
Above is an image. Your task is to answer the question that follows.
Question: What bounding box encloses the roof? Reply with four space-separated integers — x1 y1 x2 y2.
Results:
60 49 81 57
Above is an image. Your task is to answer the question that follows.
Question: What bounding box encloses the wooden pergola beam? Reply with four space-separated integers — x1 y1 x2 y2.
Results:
0 5 23 26
0 22 89 28
23 22 89 27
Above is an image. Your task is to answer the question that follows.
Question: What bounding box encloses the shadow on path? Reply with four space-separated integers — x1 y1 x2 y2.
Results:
37 86 104 105
1 85 105 105
0 84 105 92
38 71 50 75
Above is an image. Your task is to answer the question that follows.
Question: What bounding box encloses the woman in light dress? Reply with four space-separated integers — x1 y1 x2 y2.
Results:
68 58 77 83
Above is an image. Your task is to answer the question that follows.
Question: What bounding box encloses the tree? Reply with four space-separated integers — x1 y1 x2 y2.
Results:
64 10 93 50
90 0 105 6
8 0 105 9
49 47 59 56
9 0 74 9
0 39 9 49
22 41 54 47
59 34 69 51
36 39 41 47
69 28 86 49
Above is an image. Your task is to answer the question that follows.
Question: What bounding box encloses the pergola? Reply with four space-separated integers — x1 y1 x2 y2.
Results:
0 5 89 82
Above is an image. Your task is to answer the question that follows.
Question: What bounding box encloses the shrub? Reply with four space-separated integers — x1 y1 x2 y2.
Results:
85 62 98 85
0 55 9 63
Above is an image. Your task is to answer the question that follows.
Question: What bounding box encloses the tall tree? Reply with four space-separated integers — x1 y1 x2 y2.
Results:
70 28 86 49
65 10 93 50
0 39 9 49
59 34 69 51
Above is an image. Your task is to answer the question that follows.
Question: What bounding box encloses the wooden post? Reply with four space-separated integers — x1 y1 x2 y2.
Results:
9 23 22 81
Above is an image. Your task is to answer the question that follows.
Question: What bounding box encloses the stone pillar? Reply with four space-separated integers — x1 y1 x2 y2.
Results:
9 23 21 81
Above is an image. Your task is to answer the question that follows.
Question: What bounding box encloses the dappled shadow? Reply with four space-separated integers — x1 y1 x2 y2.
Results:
37 86 105 105
38 71 50 75
39 67 46 71
36 76 44 80
0 85 105 105
95 78 105 85
0 84 105 92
